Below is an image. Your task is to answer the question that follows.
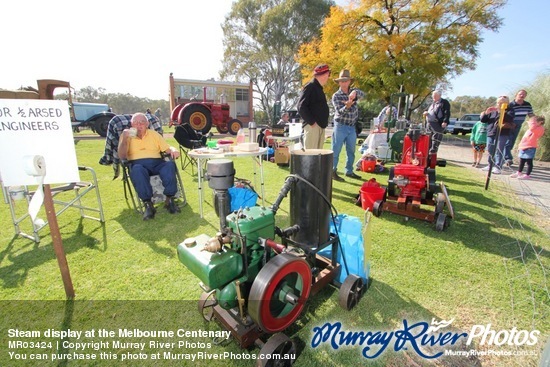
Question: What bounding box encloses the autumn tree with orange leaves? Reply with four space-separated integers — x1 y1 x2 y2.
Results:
298 0 506 118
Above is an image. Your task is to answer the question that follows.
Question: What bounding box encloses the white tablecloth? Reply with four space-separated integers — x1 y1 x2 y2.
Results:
360 133 393 155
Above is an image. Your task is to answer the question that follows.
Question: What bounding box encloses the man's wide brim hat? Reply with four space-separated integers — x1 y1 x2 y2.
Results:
334 69 353 82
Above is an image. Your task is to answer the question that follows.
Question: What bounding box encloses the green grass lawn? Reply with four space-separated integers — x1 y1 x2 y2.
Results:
0 136 548 367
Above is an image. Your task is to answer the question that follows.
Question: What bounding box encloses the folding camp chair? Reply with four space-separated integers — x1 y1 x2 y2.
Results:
2 166 105 243
173 123 207 175
122 156 186 215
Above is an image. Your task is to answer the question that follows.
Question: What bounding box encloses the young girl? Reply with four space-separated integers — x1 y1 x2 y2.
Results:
510 115 545 179
470 120 487 167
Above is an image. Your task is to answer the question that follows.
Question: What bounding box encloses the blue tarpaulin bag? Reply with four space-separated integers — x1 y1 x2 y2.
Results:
319 214 370 284
228 186 258 211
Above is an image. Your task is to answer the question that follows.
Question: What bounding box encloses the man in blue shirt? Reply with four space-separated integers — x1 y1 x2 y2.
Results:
331 69 365 181
504 89 534 166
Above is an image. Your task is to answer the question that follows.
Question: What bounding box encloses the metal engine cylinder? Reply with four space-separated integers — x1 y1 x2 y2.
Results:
207 159 235 227
289 149 333 248
206 159 235 190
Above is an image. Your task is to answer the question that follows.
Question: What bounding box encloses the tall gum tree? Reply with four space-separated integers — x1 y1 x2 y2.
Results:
298 0 506 117
221 0 333 121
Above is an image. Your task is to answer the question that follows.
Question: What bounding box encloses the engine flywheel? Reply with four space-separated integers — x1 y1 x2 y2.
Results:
248 253 312 333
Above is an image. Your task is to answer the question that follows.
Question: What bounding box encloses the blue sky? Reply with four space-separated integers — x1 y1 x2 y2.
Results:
1 0 548 101
446 0 550 99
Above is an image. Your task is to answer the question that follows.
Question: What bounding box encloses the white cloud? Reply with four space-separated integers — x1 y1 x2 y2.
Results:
497 61 550 71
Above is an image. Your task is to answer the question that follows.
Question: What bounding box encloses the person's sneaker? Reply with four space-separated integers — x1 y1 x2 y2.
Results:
505 159 513 167
332 171 345 182
517 174 531 180
510 172 522 178
345 172 362 179
142 201 156 220
491 167 501 174
481 166 490 171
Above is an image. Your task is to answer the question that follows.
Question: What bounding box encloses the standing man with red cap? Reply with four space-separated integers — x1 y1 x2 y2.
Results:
298 64 331 149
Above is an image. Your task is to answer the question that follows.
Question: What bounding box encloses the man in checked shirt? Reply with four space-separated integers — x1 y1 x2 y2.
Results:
331 69 365 182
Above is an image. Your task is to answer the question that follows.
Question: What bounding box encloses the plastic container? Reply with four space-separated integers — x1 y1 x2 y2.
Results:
376 144 392 160
236 128 246 144
361 160 376 172
360 179 385 211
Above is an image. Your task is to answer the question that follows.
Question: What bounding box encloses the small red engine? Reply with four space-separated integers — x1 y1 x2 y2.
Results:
373 124 452 231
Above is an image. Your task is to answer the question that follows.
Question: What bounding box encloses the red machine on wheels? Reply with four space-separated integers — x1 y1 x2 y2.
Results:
372 124 454 231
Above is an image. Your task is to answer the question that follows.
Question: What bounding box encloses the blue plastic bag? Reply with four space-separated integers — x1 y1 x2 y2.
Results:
228 187 258 211
319 214 369 284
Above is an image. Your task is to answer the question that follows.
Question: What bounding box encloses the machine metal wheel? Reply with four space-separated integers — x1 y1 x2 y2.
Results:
387 167 396 197
257 333 296 367
181 104 212 134
426 168 437 200
372 200 384 217
228 119 243 135
435 212 448 232
338 274 364 311
389 130 406 161
435 193 446 214
198 290 217 322
94 116 111 137
249 253 312 333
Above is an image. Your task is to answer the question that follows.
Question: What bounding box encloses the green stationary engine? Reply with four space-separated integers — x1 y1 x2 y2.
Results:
176 155 366 367
177 206 275 309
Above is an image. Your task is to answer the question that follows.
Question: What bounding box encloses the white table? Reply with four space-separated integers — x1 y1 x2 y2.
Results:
267 135 302 150
188 147 268 217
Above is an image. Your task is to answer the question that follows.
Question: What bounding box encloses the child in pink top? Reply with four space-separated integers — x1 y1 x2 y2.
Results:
510 115 545 179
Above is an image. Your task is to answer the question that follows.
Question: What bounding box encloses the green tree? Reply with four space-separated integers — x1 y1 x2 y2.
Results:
449 96 496 117
523 72 550 160
55 86 171 124
298 0 506 117
220 0 333 122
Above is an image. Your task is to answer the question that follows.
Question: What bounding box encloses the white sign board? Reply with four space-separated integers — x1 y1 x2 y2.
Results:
0 99 79 186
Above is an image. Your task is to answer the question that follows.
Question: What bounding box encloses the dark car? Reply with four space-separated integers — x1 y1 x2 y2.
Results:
446 114 480 135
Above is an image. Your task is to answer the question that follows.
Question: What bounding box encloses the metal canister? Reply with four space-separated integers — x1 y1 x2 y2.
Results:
289 149 333 248
248 121 257 143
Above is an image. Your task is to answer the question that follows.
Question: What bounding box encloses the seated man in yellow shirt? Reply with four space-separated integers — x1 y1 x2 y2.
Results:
118 113 181 220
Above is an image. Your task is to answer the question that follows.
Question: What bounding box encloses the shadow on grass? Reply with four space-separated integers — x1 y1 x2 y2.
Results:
364 162 549 263
285 279 481 367
112 201 219 257
0 219 106 289
0 284 482 367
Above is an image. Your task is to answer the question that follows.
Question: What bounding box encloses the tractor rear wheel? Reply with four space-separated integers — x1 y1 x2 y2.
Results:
181 105 212 135
94 116 111 137
248 253 311 333
228 119 243 135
